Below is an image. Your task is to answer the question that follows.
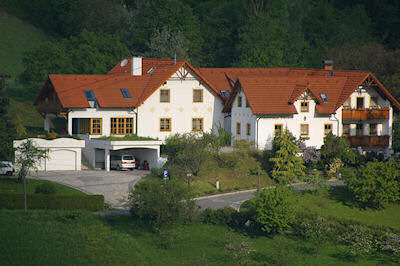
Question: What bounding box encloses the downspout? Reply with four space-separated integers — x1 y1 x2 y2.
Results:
135 108 138 135
256 116 261 149
331 113 340 136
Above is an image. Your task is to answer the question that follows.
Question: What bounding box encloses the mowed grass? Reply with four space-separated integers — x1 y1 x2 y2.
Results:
0 178 85 196
0 210 396 266
294 187 400 230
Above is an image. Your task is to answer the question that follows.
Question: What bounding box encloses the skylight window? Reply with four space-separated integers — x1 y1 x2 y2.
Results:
84 90 96 101
320 93 328 102
147 67 156 74
221 90 229 97
121 89 132 98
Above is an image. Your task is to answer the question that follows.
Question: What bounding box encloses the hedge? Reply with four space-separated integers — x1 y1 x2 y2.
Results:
0 193 104 211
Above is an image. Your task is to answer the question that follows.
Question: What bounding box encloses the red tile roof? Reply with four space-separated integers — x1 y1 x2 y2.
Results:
35 58 223 108
199 68 400 114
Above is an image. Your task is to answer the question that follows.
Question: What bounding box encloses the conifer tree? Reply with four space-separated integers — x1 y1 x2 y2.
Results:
269 129 305 184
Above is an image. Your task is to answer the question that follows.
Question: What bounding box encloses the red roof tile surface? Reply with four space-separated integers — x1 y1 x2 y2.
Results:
36 58 222 108
198 68 400 114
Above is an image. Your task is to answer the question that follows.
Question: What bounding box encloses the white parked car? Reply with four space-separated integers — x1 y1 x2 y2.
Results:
0 161 14 176
110 154 136 171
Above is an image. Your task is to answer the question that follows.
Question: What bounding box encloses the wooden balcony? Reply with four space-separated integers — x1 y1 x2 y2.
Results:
342 135 390 147
342 108 389 120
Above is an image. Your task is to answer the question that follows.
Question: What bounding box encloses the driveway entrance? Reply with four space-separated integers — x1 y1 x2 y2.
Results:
29 170 149 209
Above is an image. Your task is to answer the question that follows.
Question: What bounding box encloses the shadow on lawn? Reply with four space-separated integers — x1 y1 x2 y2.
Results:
328 186 362 209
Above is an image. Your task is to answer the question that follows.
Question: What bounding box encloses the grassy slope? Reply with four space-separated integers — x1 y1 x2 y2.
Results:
0 211 395 266
295 187 400 230
0 178 85 195
0 9 51 131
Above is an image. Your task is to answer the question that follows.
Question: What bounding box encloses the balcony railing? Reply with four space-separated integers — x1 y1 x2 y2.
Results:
342 108 389 120
342 135 389 147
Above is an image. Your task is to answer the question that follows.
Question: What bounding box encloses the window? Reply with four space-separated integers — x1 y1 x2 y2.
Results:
120 89 131 98
84 90 96 101
300 101 309 112
246 99 250 108
246 123 251 136
221 90 228 98
111 117 133 135
356 97 364 109
237 96 242 107
300 124 309 139
236 122 241 135
324 124 332 136
160 89 170 103
274 124 283 136
370 97 378 108
90 118 102 135
160 118 171 132
356 124 363 136
192 118 203 132
343 124 350 136
369 123 377 136
193 89 203 103
320 93 328 102
343 98 351 108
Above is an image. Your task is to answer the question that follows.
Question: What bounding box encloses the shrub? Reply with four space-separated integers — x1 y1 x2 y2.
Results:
343 159 400 209
320 133 361 166
201 207 237 225
338 224 375 255
150 167 161 177
254 186 296 233
47 132 58 140
35 183 56 195
0 193 104 211
301 145 320 166
129 180 197 233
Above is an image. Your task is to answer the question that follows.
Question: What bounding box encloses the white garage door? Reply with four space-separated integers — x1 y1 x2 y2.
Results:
46 149 77 170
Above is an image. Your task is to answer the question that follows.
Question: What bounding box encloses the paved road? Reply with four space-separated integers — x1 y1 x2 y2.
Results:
196 179 345 210
29 170 149 208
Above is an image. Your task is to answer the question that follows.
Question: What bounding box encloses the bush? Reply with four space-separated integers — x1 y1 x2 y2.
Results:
343 159 400 209
201 207 237 225
254 186 296 233
35 183 56 195
0 193 104 211
150 167 161 177
129 180 197 233
320 133 361 166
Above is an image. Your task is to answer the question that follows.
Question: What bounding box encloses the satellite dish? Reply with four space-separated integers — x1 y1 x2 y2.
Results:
120 59 128 67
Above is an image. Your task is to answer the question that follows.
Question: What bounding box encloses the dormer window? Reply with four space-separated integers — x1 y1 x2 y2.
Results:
300 101 309 112
120 89 131 98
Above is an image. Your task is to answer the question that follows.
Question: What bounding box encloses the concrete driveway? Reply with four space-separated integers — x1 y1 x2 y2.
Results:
28 170 149 209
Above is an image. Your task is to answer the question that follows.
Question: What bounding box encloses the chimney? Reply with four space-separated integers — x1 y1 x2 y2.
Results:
131 57 142 76
323 60 333 71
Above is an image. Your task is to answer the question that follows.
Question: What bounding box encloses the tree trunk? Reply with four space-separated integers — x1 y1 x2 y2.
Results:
23 176 27 212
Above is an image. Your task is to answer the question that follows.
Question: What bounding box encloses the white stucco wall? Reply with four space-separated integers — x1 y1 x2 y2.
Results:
231 90 338 150
136 67 225 140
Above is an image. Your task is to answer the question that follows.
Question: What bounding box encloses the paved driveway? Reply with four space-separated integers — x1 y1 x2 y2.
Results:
29 170 149 209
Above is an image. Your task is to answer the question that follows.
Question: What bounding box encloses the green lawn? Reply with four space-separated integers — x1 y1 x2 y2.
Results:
0 210 396 266
294 187 400 230
0 178 85 196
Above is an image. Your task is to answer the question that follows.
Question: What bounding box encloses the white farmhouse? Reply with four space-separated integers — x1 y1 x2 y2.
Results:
199 62 400 152
34 58 400 170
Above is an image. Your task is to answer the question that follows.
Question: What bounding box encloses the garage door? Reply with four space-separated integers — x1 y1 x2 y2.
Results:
46 149 77 170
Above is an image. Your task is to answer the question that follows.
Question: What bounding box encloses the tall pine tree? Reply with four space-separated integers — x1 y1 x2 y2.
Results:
270 129 305 184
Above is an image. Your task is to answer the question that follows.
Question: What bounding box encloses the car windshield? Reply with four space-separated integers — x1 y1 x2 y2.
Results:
0 163 7 167
122 156 134 161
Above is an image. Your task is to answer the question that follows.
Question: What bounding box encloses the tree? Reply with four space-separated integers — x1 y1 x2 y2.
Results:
145 26 190 61
269 129 305 184
164 133 211 186
254 185 296 233
393 116 400 153
129 179 196 233
15 139 48 212
343 159 400 209
19 30 130 95
320 132 359 167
